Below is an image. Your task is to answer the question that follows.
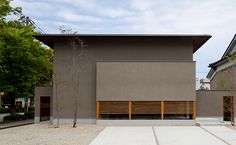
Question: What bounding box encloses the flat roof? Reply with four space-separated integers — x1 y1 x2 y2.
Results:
33 34 211 53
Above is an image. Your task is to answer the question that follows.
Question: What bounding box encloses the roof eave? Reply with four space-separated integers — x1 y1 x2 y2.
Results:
33 34 211 52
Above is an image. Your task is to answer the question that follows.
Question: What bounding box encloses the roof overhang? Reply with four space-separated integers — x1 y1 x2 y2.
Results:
33 34 211 53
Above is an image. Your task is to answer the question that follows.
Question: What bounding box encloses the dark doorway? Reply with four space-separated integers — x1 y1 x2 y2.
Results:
223 96 234 121
40 96 50 122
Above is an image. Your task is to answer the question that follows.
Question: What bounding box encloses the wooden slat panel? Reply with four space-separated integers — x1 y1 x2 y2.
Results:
100 101 129 114
129 101 132 120
132 101 161 114
164 101 193 114
96 101 100 119
192 101 196 119
161 101 164 120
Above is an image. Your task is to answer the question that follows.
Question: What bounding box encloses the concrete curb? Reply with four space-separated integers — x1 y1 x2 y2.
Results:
0 120 34 130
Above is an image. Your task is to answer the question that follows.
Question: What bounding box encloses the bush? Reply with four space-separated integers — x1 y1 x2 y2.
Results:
3 114 28 122
16 108 24 113
28 107 34 112
0 108 10 113
24 111 34 119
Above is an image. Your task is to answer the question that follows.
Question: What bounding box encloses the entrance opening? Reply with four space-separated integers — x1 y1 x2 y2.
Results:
40 96 50 122
223 96 234 121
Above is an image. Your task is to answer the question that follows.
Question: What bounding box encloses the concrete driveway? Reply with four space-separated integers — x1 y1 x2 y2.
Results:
89 126 234 145
89 127 156 145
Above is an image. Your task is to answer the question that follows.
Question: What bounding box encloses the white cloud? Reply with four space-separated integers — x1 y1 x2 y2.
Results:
9 0 236 78
131 0 157 10
52 0 97 9
11 0 54 17
101 8 133 18
57 10 102 23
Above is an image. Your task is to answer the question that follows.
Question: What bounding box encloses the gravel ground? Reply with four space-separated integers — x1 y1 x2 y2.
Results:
0 123 104 145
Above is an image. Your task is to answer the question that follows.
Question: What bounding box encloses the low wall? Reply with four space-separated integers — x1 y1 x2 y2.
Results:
35 87 53 123
196 90 236 119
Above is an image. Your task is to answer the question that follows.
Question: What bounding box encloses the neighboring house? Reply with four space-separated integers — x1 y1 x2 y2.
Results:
15 97 31 108
0 95 30 109
207 34 236 90
34 34 211 124
198 34 236 122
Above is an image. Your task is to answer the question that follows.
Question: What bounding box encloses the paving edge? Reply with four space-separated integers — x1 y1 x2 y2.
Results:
199 126 231 145
152 126 160 145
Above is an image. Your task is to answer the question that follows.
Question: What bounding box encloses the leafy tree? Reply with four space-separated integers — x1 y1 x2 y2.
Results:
218 52 236 126
199 84 209 90
0 0 53 115
0 0 21 19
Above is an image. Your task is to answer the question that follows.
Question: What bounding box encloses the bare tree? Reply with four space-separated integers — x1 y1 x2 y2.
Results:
223 53 236 126
53 71 60 128
71 37 84 128
59 25 84 128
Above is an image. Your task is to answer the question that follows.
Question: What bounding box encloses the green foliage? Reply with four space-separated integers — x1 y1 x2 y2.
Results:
0 0 53 115
3 114 27 122
0 0 21 19
226 52 236 63
218 75 228 90
28 107 34 112
3 112 34 122
0 21 53 98
0 108 9 113
24 111 34 119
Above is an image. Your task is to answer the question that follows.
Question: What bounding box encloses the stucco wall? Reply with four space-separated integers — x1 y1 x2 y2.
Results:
35 87 53 123
97 62 195 101
211 64 236 90
53 37 194 119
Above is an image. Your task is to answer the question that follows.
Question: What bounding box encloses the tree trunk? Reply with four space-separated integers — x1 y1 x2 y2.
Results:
10 95 16 116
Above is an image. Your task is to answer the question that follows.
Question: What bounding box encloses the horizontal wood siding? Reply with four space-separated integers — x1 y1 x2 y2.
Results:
99 101 129 114
97 101 195 119
132 101 161 114
164 101 193 114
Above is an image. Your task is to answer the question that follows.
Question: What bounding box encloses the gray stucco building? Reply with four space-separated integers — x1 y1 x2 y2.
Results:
34 34 211 124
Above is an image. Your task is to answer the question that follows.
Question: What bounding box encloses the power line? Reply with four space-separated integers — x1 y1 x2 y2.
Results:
29 20 46 34
16 12 46 34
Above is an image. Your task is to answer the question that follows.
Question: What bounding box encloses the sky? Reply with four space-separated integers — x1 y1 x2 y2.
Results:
10 0 236 79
